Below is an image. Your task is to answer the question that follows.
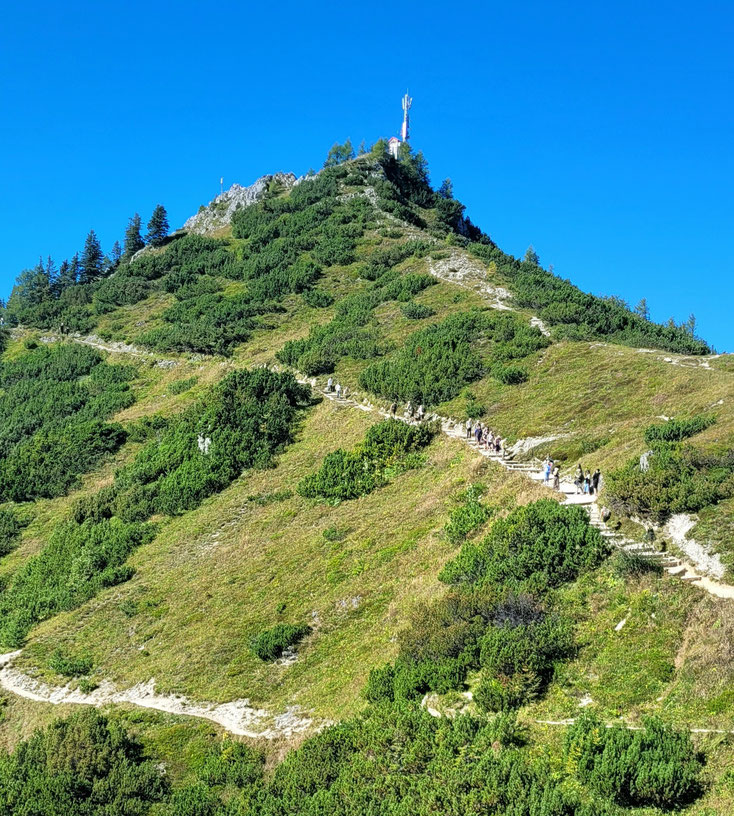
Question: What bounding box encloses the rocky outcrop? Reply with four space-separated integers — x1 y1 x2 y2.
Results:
183 173 299 235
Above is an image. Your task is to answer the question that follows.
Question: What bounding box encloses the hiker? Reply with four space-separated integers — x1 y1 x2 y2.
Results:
495 436 501 454
474 424 482 445
417 404 425 421
552 465 560 490
335 383 342 399
544 458 552 485
406 401 414 419
327 377 333 393
584 470 591 494
574 464 584 494
390 401 397 417
465 418 472 439
592 469 601 494
343 386 349 400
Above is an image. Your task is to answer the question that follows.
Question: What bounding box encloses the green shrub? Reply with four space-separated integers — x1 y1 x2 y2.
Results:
251 623 312 661
303 288 334 308
473 672 537 712
0 509 22 557
0 420 126 501
607 443 734 522
565 713 703 808
0 710 167 814
468 241 712 355
197 740 264 787
612 550 664 577
298 419 435 501
359 311 546 406
0 345 135 502
490 362 528 385
477 612 574 708
169 376 197 394
400 301 435 319
48 649 92 677
440 499 609 592
445 485 491 544
0 519 153 647
643 414 716 443
364 663 395 702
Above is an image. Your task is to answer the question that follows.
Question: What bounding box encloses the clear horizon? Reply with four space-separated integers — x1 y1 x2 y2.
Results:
1 0 732 351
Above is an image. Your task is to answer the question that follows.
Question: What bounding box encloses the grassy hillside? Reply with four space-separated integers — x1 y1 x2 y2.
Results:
1 147 733 814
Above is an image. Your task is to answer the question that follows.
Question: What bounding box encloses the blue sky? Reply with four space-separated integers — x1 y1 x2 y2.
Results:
1 0 732 350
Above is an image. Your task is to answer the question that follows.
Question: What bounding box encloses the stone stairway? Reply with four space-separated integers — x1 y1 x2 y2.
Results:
452 432 683 574
296 376 733 597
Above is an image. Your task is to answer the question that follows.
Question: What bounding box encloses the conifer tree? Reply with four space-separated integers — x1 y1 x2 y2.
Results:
123 213 145 259
524 246 540 266
634 298 650 321
67 254 81 287
146 205 169 247
371 138 389 161
438 178 454 199
80 230 103 284
323 140 355 167
110 241 122 265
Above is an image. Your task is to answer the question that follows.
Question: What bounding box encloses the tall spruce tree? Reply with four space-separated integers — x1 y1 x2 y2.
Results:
79 230 103 284
146 205 169 247
110 240 122 265
123 213 145 259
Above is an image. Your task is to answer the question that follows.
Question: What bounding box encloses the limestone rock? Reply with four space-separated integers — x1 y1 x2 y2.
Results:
183 173 298 235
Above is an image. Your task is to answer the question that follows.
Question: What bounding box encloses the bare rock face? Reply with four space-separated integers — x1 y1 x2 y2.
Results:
183 173 298 235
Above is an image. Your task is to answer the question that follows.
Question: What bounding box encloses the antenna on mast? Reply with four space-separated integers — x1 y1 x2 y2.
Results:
401 91 412 142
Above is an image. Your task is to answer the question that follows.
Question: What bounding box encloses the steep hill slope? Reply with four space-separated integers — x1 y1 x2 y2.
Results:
1 146 733 814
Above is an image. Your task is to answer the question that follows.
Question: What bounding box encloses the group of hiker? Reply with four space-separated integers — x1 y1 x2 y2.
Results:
574 463 601 495
389 400 426 422
464 419 507 457
325 377 348 400
321 379 603 497
542 457 601 495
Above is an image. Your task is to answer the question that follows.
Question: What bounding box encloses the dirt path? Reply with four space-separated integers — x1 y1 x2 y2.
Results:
0 651 314 739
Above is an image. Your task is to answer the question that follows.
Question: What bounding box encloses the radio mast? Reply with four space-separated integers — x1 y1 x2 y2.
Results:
401 92 412 142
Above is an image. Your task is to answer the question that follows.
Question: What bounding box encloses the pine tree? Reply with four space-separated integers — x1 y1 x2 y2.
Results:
55 260 72 296
123 213 145 259
524 246 540 266
80 230 103 284
323 140 355 167
110 241 122 265
357 139 367 155
371 139 388 161
146 205 169 247
68 254 81 286
634 298 650 321
438 178 454 199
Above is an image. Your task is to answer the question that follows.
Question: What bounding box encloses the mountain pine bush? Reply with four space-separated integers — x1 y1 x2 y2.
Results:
565 713 703 808
298 419 435 501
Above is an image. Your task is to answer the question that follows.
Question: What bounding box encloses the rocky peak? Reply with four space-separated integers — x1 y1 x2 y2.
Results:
183 172 298 235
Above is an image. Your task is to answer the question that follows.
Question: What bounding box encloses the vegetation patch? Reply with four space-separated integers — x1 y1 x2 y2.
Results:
297 419 435 501
0 368 310 646
565 713 704 809
359 310 547 405
0 344 135 501
251 623 312 661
